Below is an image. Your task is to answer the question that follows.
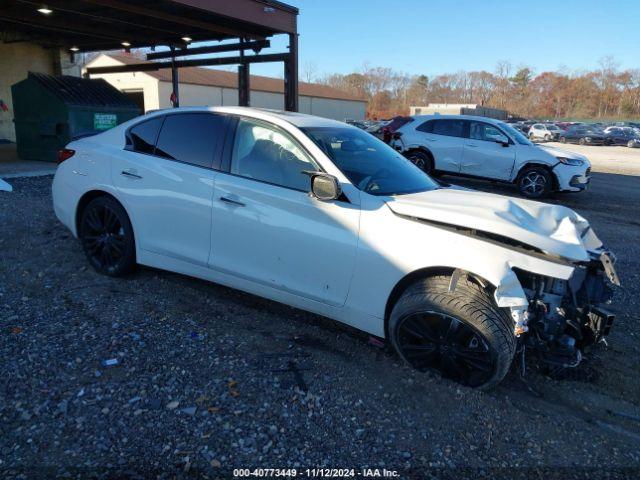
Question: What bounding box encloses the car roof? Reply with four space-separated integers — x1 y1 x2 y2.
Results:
136 105 350 129
409 114 506 125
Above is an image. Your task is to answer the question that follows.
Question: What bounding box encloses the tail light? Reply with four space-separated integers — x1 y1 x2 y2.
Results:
57 149 76 163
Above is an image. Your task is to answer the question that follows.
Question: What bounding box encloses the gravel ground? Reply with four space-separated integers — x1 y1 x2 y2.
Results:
1 172 639 480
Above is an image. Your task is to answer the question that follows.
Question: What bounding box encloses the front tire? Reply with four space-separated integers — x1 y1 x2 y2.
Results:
628 140 636 148
79 196 136 277
517 166 552 198
578 138 586 145
389 275 516 389
560 136 567 143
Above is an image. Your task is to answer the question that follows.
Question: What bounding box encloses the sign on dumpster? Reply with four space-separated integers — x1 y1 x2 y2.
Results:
94 113 117 130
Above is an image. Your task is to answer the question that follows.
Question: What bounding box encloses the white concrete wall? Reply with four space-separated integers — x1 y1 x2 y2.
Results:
159 81 366 121
0 43 56 141
86 56 160 112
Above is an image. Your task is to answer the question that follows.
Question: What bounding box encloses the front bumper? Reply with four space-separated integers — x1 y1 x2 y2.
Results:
554 164 591 192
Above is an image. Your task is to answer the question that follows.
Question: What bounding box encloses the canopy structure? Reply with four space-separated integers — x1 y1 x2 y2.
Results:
1 0 299 110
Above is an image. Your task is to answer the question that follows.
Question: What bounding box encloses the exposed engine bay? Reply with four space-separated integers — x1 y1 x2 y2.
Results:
512 250 619 369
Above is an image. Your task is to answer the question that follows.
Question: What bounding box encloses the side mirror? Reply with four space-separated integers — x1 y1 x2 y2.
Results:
494 138 509 147
310 173 341 201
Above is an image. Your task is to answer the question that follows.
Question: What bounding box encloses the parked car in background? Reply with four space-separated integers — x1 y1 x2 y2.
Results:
528 123 563 141
603 126 640 147
52 106 618 389
366 116 412 143
392 115 591 198
559 125 607 145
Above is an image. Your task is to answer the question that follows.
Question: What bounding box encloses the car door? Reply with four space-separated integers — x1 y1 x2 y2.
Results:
427 119 467 173
461 121 516 180
112 112 227 266
209 116 360 307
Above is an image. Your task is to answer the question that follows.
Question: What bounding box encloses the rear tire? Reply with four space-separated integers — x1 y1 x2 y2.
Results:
79 196 136 277
560 136 567 143
517 166 553 198
628 140 635 148
389 275 516 389
406 150 434 174
579 138 586 145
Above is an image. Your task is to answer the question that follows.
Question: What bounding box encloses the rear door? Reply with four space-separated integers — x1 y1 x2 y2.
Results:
112 112 227 266
209 116 360 306
428 119 467 173
461 121 516 180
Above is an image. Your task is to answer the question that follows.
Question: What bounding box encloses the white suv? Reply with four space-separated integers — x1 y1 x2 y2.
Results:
392 115 591 198
528 123 563 141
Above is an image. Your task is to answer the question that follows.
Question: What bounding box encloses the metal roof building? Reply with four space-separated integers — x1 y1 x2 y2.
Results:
85 54 366 121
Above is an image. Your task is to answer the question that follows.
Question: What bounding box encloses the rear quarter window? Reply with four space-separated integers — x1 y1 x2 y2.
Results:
127 117 163 154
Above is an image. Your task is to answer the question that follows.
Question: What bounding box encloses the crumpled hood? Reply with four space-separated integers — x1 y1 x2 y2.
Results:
386 188 603 262
536 144 589 162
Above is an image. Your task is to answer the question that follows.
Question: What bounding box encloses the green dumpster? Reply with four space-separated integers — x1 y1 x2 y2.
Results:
11 72 140 162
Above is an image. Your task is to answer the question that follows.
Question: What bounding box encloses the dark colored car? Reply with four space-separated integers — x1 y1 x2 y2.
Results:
559 126 607 145
604 127 640 147
378 116 413 144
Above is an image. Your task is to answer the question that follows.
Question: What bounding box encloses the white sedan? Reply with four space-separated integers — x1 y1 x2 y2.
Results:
52 107 618 389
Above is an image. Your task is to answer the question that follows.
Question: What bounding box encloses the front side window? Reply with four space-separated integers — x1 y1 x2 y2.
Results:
432 119 466 138
302 126 439 196
469 122 508 143
155 113 226 169
499 122 532 145
230 117 318 191
128 116 163 154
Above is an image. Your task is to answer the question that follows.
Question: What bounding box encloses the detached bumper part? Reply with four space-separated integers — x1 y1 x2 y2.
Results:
569 174 590 189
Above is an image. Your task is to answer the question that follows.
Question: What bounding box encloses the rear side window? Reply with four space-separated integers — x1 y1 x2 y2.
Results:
416 120 433 133
155 113 226 169
128 117 163 154
432 119 466 138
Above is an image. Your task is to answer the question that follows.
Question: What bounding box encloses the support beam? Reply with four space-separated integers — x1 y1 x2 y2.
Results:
86 53 290 75
238 64 250 107
284 33 298 112
77 0 265 40
170 47 179 108
147 40 270 60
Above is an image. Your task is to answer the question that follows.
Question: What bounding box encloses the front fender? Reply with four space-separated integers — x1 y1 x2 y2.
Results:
346 198 575 336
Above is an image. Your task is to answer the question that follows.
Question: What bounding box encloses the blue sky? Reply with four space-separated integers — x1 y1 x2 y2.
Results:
247 0 640 79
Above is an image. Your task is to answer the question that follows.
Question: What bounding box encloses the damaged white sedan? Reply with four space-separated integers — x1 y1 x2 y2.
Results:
52 107 620 389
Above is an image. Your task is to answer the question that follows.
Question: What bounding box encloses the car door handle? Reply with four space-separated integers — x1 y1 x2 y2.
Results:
121 170 142 179
465 144 479 148
220 196 245 207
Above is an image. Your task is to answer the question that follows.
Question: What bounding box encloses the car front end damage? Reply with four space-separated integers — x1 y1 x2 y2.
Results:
384 187 621 374
508 249 619 369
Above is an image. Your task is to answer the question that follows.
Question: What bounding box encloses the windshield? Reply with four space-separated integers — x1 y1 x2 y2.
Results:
547 124 561 131
301 126 439 196
498 122 532 145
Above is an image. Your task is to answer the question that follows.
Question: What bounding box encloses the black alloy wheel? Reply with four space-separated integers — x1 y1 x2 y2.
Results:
396 311 496 388
406 151 433 174
80 196 135 276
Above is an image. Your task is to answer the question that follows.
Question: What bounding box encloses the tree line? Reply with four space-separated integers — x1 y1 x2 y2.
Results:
315 57 640 121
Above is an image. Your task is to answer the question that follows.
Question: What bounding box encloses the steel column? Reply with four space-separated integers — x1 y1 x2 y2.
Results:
238 45 250 107
284 32 298 112
170 46 179 108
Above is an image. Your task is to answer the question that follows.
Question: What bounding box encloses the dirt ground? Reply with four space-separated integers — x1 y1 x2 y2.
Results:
1 143 639 479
